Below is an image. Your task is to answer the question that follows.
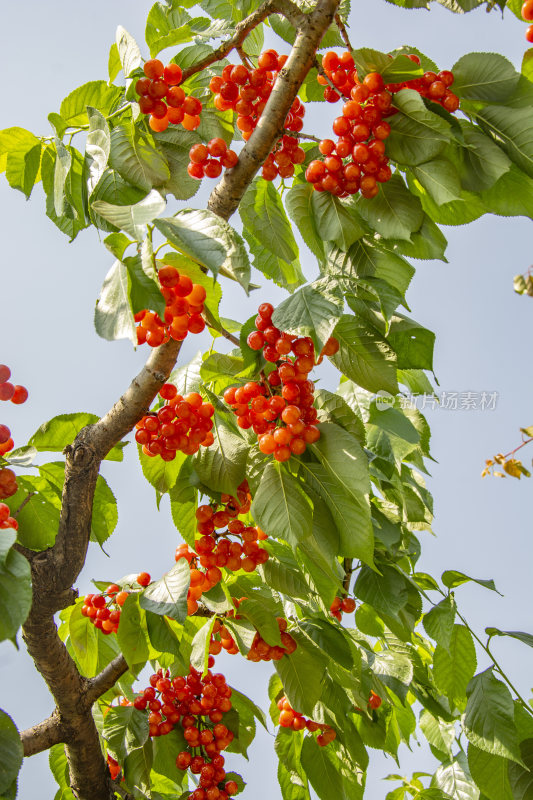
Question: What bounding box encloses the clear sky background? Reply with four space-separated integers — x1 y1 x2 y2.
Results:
0 1 532 798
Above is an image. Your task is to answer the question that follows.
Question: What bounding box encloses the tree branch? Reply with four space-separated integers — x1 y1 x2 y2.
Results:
181 0 306 83
84 655 129 708
21 710 66 757
20 4 342 798
207 0 342 220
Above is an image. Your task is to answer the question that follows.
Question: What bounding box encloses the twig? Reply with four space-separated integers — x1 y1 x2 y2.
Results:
181 0 307 83
83 655 129 708
334 12 353 51
14 492 35 517
20 710 67 757
343 558 353 593
205 318 241 347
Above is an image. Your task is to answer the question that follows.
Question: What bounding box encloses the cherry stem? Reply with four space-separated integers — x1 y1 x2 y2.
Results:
14 492 35 517
205 318 240 347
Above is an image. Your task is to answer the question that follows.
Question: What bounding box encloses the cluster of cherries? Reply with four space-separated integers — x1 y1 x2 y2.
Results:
277 695 336 746
132 664 241 800
0 364 28 458
306 50 458 198
0 365 28 507
135 59 202 133
81 573 151 635
522 0 533 42
223 303 338 461
188 138 239 180
135 264 206 347
210 605 297 662
208 49 306 182
136 384 215 460
329 595 356 622
176 482 269 616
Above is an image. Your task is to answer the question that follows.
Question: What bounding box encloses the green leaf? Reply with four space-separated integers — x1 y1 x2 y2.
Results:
258 547 312 601
275 640 326 717
94 260 136 344
29 412 124 461
145 1 196 56
0 711 23 794
243 228 305 294
169 460 197 548
85 108 110 196
91 474 118 546
300 735 344 800
463 668 521 764
152 128 201 201
0 536 32 642
124 251 165 317
193 414 248 495
431 754 479 800
441 571 501 594
59 81 123 128
138 443 186 494
423 596 456 650
354 564 410 617
411 158 462 206
271 278 344 352
476 105 533 178
139 559 190 622
240 179 298 264
467 743 513 800
115 26 142 78
508 738 533 800
145 610 183 657
0 127 41 199
452 52 519 102
357 174 424 241
92 189 166 240
309 422 373 563
330 314 399 394
420 710 455 758
238 597 282 646
108 43 121 84
485 628 533 648
123 741 153 797
155 211 250 291
298 618 353 670
386 89 451 166
275 728 310 800
454 124 511 193
104 705 149 762
190 618 216 674
116 594 149 671
4 475 60 551
251 462 313 549
387 313 435 371
109 122 170 191
285 183 325 261
433 625 477 706
68 601 98 676
311 192 366 250
313 389 366 443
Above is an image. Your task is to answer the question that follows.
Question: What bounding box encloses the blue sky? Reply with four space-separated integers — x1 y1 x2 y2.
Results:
0 1 532 797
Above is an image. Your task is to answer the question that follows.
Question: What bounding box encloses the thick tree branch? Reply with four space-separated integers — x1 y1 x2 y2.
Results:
181 0 306 83
21 710 66 757
208 0 342 220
